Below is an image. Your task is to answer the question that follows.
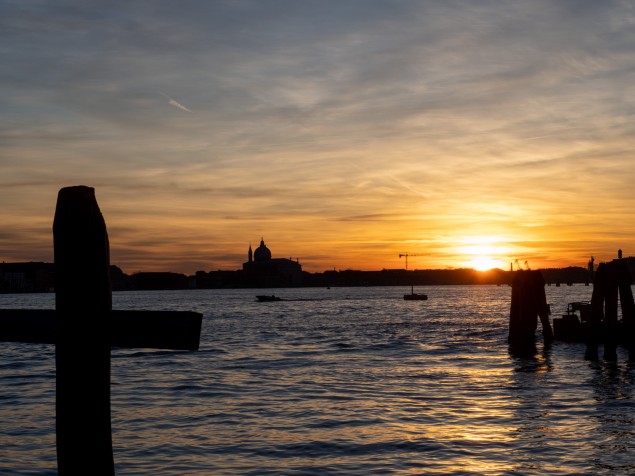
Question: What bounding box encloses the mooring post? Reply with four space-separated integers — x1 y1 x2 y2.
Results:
509 271 535 349
616 260 635 321
615 260 635 360
534 272 553 344
586 262 606 360
603 261 619 360
509 270 552 350
53 186 114 475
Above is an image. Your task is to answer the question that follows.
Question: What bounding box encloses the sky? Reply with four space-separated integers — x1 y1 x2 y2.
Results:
3 0 635 274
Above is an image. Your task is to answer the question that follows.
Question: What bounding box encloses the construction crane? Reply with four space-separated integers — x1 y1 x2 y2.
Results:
399 254 419 271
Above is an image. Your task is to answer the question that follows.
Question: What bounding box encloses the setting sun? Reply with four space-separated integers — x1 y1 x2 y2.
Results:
465 256 501 271
456 237 511 271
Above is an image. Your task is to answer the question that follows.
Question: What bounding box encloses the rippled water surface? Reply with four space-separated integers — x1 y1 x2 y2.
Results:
2 286 634 475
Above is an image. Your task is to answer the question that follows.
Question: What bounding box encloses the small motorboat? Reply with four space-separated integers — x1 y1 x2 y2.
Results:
256 295 282 302
403 285 427 301
552 301 590 342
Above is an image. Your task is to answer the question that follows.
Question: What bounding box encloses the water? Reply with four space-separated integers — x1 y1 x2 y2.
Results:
1 285 634 475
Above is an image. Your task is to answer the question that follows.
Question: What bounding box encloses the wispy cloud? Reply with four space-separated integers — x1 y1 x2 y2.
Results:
159 91 193 113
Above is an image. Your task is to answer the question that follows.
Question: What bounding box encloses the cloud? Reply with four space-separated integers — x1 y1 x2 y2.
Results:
168 98 192 113
158 91 192 113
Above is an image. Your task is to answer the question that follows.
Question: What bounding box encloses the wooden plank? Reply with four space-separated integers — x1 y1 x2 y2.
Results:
0 309 202 350
0 309 57 344
110 310 202 350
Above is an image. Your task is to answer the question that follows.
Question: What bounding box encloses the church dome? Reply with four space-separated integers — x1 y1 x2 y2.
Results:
254 239 272 262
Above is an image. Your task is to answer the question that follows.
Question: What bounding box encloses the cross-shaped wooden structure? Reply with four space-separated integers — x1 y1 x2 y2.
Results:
0 186 202 475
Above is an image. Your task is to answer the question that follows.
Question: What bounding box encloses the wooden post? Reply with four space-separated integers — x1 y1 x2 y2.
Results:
509 270 552 350
509 270 535 349
53 186 114 475
586 262 606 360
615 260 635 360
603 261 619 360
534 272 553 344
617 260 635 322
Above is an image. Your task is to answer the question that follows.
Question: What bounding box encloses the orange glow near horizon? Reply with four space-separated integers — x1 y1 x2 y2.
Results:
0 187 618 275
3 3 635 275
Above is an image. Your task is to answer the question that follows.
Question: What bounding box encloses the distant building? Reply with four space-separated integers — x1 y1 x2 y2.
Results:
0 262 54 293
242 239 302 287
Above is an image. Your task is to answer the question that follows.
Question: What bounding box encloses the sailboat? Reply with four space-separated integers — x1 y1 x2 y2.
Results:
403 285 427 301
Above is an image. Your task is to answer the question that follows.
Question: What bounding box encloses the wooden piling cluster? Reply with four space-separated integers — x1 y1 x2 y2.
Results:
586 260 635 360
508 270 553 350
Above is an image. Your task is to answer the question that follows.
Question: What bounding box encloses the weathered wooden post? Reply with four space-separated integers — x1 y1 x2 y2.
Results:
586 262 606 359
616 260 635 321
509 270 553 351
533 271 553 344
53 186 114 474
603 261 619 360
616 259 635 360
509 270 535 349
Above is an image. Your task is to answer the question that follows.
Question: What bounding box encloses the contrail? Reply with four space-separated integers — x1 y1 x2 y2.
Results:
158 91 193 113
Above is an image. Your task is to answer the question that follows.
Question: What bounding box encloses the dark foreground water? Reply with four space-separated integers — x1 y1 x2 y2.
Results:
1 285 634 475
